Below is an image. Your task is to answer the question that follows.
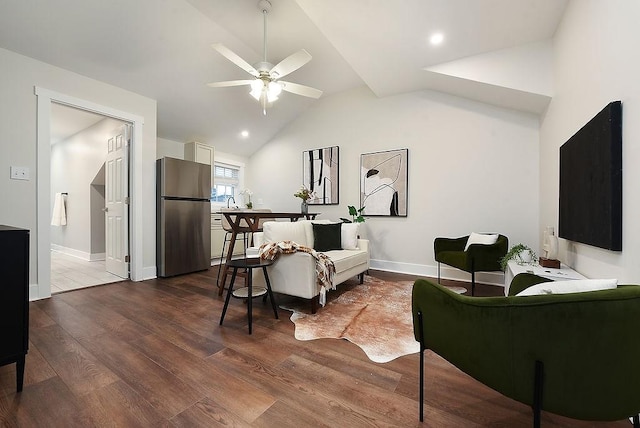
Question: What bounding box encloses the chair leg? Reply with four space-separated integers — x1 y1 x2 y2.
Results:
437 262 441 284
216 232 231 287
417 310 425 422
533 360 543 428
633 414 640 428
471 271 475 296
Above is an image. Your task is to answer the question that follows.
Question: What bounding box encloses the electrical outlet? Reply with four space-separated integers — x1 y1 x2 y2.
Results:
10 166 30 180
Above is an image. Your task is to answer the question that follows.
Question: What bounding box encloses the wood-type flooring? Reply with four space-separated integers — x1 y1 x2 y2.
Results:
0 268 630 427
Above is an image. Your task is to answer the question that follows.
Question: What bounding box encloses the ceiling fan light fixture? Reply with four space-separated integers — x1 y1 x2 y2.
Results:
249 79 263 100
208 0 321 113
267 81 282 102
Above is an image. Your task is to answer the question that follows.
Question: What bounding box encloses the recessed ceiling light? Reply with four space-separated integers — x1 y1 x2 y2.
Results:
240 130 249 138
430 33 444 45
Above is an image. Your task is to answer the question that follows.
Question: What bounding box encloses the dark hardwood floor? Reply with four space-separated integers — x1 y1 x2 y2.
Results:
0 268 630 427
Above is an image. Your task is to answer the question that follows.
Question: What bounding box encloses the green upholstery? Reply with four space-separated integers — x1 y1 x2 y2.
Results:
434 234 508 295
412 274 640 425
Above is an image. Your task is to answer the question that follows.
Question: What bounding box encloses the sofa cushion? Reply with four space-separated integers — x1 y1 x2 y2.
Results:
516 278 618 296
324 248 369 273
313 222 342 252
341 223 359 250
263 221 309 247
464 232 499 251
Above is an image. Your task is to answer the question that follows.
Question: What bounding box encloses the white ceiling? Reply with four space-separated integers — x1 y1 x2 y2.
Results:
50 104 106 145
0 0 567 156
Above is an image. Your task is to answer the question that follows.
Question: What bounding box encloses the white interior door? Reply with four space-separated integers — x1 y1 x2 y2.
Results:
105 124 129 278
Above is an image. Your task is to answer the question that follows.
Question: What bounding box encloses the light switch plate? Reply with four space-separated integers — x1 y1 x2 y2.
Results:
10 166 30 180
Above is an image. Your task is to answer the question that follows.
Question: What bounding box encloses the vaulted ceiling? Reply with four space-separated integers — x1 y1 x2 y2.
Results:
0 0 567 156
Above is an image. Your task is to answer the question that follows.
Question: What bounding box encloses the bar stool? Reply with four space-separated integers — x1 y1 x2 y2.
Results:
216 209 273 288
219 257 278 334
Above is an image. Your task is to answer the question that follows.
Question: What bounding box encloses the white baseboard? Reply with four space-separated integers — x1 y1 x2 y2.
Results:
29 283 42 301
369 258 506 287
140 266 157 281
89 252 106 261
51 244 104 261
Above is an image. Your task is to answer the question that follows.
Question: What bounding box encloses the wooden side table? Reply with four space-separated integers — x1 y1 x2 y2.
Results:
219 257 278 334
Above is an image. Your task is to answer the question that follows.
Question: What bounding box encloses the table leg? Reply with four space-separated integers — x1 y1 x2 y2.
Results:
16 355 25 392
263 266 278 319
218 230 238 296
247 267 253 334
219 267 238 325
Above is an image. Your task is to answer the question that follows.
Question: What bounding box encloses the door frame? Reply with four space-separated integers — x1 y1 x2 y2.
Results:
35 87 144 299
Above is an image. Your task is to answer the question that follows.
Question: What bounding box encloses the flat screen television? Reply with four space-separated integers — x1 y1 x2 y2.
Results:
558 101 622 251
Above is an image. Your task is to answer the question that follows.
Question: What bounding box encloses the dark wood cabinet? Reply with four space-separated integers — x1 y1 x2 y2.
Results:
0 225 29 392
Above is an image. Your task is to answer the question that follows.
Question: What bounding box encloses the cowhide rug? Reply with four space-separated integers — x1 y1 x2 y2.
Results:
281 276 420 363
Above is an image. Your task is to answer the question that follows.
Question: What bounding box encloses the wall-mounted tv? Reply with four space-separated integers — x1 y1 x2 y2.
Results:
558 101 622 251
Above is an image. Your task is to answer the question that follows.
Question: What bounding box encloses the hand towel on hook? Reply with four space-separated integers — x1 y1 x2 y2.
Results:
51 192 67 226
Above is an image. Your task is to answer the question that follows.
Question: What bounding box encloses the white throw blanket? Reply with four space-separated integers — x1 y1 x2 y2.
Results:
258 240 336 306
51 192 67 226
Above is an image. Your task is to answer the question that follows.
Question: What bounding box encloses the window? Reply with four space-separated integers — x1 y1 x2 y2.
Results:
211 162 240 202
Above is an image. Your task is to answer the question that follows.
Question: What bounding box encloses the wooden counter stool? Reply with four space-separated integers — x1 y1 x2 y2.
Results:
219 257 278 334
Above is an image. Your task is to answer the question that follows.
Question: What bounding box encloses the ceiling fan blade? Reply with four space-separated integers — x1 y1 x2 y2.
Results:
280 81 323 99
211 43 259 77
269 49 312 79
207 80 255 88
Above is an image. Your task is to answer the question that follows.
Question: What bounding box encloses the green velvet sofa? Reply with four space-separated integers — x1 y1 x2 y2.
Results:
412 273 640 426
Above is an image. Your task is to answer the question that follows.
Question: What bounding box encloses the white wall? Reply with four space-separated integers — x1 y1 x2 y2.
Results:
156 138 249 207
156 137 248 167
51 117 124 257
539 0 640 281
0 47 157 296
156 137 186 160
248 86 540 283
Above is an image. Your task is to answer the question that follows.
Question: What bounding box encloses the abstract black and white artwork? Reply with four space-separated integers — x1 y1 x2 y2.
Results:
303 146 339 205
360 149 408 217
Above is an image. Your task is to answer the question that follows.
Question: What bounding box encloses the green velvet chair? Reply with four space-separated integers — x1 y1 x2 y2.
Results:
434 234 508 296
412 273 640 427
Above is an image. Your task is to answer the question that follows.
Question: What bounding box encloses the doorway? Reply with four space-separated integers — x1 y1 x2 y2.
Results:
49 103 129 293
35 87 145 300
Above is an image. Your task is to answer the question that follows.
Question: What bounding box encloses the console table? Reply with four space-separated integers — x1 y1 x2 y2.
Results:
504 260 586 296
216 211 318 295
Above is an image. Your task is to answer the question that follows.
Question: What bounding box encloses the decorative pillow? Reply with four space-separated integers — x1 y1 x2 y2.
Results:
464 232 499 251
341 223 359 250
307 219 333 245
312 222 342 252
516 279 618 296
263 221 308 246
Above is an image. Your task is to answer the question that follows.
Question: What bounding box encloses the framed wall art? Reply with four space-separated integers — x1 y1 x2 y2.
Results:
360 148 408 217
303 146 339 205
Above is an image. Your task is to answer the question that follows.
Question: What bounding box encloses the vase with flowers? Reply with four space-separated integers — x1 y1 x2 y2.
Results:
239 189 253 209
294 185 316 214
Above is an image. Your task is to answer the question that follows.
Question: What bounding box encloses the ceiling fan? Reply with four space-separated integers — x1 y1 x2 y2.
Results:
207 0 323 115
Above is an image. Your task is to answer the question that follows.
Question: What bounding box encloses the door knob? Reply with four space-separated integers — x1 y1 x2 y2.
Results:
102 207 108 212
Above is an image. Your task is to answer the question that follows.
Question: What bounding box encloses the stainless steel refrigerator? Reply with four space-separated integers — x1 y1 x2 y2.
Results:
157 157 211 277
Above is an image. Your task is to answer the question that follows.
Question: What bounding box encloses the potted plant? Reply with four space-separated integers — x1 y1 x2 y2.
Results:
500 244 537 271
340 205 365 223
293 185 316 214
239 189 253 209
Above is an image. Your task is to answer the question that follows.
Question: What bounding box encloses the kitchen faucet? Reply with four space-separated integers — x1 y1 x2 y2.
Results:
227 196 236 208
